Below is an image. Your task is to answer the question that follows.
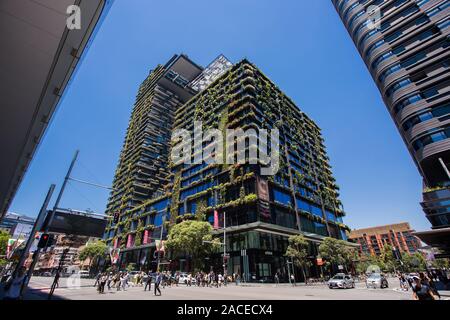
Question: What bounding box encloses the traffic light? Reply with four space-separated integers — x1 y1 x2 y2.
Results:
46 234 56 247
37 233 56 249
37 233 50 248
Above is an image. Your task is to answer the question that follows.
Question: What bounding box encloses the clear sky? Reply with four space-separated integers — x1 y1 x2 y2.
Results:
10 0 431 232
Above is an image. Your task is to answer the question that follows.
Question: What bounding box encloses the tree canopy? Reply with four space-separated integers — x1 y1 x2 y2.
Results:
78 240 108 269
285 235 311 283
318 237 355 273
0 230 9 257
165 220 220 271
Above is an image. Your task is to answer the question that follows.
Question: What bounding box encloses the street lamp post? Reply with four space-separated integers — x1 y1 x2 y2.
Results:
156 210 168 272
223 211 227 278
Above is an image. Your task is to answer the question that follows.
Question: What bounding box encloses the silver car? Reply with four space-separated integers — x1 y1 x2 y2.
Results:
328 273 355 289
366 273 389 289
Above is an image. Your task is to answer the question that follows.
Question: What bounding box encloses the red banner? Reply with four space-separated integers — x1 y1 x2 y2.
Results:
126 234 134 248
214 210 219 230
143 230 151 244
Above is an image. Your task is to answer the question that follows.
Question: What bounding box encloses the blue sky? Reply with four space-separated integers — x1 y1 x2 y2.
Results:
10 0 431 232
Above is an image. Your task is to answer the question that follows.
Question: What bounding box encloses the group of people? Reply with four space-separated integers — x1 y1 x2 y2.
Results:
397 271 443 300
94 271 164 296
93 269 243 295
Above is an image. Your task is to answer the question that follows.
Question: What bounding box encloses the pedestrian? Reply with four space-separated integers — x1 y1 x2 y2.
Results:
412 276 439 300
112 272 119 290
93 272 101 287
144 272 151 291
118 272 127 291
235 273 241 286
107 272 113 290
420 272 440 299
187 273 192 287
98 273 107 294
290 274 295 286
274 272 280 286
154 272 162 296
3 266 28 300
54 271 61 288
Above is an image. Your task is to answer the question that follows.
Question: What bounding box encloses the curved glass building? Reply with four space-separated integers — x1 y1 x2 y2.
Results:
332 0 450 254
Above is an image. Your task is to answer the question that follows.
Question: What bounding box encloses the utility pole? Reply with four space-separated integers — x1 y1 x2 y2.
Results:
156 210 168 272
14 184 55 279
45 150 79 232
223 211 227 278
438 157 450 180
26 151 78 291
48 248 69 300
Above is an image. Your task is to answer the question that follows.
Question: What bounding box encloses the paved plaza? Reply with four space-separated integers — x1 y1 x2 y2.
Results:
18 276 428 300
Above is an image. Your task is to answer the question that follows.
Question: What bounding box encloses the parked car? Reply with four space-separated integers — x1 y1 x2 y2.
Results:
366 273 389 289
178 273 196 285
328 273 355 289
77 270 90 278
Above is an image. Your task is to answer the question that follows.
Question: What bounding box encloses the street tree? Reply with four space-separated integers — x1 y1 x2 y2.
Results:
431 258 449 269
0 230 9 267
355 253 380 275
285 235 311 284
401 252 427 272
319 237 352 275
379 244 399 273
78 240 108 272
165 220 220 271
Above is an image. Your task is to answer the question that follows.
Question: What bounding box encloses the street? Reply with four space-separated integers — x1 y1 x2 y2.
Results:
21 276 422 300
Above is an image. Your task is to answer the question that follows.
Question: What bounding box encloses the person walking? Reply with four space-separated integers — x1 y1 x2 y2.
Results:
106 272 113 291
143 272 151 292
3 266 28 300
98 273 107 294
116 272 122 291
235 273 241 286
412 276 439 300
420 272 441 299
218 273 223 287
154 272 162 296
118 272 127 291
274 272 280 286
93 272 101 287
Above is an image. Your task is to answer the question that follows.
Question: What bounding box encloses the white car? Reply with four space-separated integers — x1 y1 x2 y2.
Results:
328 273 355 289
77 270 90 278
178 273 196 284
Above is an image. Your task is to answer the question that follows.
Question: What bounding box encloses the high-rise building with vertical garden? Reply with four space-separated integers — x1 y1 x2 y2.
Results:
104 55 351 281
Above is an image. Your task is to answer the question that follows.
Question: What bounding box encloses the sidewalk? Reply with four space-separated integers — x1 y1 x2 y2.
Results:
438 290 450 297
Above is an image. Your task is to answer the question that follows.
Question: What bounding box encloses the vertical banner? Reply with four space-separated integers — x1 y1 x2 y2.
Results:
257 177 270 201
126 234 134 248
109 248 120 264
257 177 270 219
113 238 118 249
214 210 219 230
143 230 149 245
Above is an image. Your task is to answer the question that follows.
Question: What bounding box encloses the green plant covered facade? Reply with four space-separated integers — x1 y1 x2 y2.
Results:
104 55 351 281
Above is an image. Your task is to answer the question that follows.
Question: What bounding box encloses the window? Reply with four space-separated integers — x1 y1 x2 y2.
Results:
402 104 450 131
394 93 423 114
273 188 292 206
348 10 365 30
386 78 411 97
379 63 402 82
412 127 450 151
371 51 394 70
